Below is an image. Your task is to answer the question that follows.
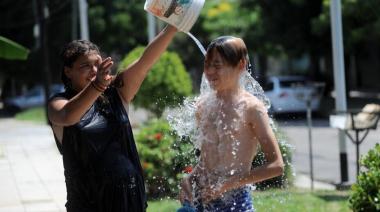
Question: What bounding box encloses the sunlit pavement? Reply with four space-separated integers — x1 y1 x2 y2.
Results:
1 114 378 211
0 119 65 212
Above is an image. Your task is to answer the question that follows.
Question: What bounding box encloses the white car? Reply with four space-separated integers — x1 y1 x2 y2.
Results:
4 84 64 112
263 76 324 114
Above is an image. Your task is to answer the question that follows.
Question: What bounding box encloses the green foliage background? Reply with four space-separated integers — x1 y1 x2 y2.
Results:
2 0 380 92
118 47 193 116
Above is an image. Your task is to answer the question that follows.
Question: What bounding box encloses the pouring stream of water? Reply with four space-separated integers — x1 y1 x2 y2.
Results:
186 32 206 56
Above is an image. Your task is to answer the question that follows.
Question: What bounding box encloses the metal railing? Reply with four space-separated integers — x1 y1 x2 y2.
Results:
330 104 380 177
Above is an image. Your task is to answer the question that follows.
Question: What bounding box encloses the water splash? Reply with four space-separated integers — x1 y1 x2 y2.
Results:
230 169 236 175
167 97 200 148
239 70 271 109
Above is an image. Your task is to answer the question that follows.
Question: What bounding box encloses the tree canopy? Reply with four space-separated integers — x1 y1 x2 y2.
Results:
1 0 380 91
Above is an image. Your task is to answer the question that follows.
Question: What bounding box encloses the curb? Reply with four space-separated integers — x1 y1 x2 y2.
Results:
294 174 336 190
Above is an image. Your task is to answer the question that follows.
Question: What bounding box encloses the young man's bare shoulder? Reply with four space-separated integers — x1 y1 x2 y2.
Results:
196 95 206 106
241 91 268 114
196 93 214 109
195 93 212 119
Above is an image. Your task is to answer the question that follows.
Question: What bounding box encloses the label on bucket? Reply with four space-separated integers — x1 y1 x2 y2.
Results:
144 0 204 32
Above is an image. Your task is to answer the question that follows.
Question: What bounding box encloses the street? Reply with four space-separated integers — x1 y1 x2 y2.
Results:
277 116 380 184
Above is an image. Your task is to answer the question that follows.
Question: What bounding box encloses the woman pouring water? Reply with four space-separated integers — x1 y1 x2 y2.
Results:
179 36 284 211
47 24 177 212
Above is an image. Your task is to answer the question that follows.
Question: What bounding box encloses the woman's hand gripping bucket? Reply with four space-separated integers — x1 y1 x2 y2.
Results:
144 0 205 32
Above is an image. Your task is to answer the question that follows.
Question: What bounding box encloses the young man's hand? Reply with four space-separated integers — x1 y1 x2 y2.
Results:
200 175 243 203
200 183 226 203
200 188 215 203
179 176 193 204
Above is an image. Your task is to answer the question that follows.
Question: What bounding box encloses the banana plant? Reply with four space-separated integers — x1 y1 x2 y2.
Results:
0 36 29 60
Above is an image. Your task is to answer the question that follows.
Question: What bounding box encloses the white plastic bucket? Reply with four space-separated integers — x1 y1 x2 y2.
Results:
144 0 205 32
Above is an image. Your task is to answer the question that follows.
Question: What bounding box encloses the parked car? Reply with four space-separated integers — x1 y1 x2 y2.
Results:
3 84 64 112
263 76 324 114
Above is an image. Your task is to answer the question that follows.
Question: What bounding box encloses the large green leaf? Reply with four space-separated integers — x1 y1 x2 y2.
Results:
0 36 29 60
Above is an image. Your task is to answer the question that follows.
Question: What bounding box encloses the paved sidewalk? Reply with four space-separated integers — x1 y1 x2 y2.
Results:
0 119 66 212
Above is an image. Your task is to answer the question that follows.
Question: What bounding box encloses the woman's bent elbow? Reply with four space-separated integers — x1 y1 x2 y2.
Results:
61 115 81 126
49 113 80 126
276 162 285 176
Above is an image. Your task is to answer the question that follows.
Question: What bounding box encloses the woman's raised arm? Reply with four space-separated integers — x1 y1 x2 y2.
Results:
116 25 178 103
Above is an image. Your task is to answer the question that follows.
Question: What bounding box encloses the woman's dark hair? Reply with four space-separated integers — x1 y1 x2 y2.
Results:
205 36 248 67
60 40 100 89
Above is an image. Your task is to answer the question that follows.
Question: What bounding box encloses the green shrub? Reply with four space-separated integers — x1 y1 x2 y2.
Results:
349 143 380 212
118 47 193 117
135 118 196 199
252 129 294 190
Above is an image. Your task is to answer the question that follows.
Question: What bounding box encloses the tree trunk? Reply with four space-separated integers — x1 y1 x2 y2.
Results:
348 53 357 90
309 51 321 80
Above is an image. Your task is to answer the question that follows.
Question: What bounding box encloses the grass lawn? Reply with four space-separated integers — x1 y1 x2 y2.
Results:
15 107 47 123
147 189 350 212
253 189 350 212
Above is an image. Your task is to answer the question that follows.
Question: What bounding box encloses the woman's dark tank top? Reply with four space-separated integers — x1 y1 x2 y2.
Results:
49 87 147 212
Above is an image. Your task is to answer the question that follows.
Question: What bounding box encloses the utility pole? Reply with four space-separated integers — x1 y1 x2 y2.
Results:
32 0 41 50
36 0 52 122
307 99 314 190
78 0 89 40
330 0 349 184
72 0 78 40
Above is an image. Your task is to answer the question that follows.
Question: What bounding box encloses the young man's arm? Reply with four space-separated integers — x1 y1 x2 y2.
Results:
231 103 283 186
179 164 203 203
246 103 284 182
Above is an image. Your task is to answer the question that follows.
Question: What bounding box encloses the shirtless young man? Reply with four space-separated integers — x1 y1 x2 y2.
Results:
179 36 284 211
